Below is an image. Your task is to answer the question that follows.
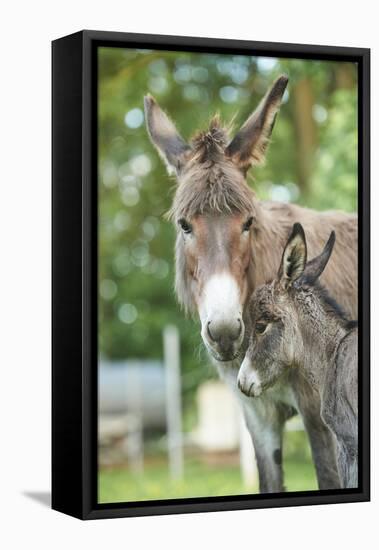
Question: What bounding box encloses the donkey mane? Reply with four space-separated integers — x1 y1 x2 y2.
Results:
313 283 357 330
293 280 356 331
167 117 256 221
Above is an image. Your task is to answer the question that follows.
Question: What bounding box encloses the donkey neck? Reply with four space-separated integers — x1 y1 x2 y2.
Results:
251 201 295 288
295 290 350 389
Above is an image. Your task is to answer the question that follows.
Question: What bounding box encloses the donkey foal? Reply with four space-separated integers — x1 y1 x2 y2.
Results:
238 223 358 488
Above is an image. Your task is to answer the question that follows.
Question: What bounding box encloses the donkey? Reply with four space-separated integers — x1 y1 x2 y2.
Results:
144 75 357 492
238 223 358 488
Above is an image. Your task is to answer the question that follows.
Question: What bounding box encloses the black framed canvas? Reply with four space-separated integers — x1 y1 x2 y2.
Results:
52 30 370 520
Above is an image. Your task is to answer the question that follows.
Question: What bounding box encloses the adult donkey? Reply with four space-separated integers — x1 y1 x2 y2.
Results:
144 75 357 492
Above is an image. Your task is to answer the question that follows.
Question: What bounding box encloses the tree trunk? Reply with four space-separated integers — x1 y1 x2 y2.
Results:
292 77 317 196
335 63 356 90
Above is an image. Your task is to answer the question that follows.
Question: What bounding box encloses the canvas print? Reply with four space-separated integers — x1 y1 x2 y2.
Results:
97 47 358 504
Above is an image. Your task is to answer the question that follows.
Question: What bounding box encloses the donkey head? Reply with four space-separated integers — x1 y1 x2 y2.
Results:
145 76 288 362
237 223 336 396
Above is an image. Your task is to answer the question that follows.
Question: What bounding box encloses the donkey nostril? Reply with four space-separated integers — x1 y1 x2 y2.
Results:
207 321 215 342
207 318 243 344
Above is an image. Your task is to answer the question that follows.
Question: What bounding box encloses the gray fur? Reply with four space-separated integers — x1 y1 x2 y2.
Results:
239 224 358 488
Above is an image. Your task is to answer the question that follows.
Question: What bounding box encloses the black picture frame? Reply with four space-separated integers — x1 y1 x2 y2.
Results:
52 30 370 520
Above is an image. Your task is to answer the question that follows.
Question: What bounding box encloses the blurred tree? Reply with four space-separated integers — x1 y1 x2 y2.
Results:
292 77 317 195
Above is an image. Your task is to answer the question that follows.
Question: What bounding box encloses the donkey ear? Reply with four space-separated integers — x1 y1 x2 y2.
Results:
278 223 307 288
144 95 191 175
225 75 288 172
300 231 336 285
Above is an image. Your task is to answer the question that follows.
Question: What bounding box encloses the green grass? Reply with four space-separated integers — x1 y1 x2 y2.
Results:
98 432 318 504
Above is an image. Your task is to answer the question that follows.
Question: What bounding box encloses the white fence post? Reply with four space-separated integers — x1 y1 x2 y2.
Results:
127 364 144 474
239 411 258 489
163 325 184 480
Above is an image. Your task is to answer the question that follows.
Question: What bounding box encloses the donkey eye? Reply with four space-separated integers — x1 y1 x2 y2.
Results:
255 322 268 335
178 218 192 234
242 217 254 232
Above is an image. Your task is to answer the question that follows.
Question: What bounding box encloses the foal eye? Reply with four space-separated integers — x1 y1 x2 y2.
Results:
255 322 268 335
178 218 192 234
242 217 254 232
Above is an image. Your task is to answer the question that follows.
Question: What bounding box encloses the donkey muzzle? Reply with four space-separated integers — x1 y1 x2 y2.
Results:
205 317 244 360
237 356 263 397
199 272 245 361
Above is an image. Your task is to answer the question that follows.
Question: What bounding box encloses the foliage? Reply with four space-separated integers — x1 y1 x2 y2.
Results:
311 89 358 211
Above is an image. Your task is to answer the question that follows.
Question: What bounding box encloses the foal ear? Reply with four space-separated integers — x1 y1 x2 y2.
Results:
225 75 288 172
278 223 307 288
301 231 336 285
144 95 191 175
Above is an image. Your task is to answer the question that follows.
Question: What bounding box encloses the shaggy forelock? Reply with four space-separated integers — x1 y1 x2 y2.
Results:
191 115 229 161
167 117 255 221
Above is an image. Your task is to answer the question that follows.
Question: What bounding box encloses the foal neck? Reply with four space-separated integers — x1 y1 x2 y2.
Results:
295 290 351 388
